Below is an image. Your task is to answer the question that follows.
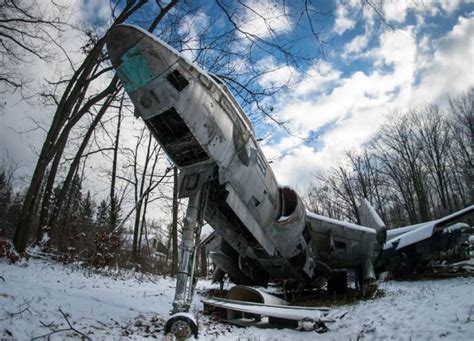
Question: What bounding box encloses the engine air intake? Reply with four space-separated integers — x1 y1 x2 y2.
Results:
280 187 298 217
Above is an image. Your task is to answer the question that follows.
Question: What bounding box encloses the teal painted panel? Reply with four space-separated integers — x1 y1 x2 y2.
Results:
116 46 155 92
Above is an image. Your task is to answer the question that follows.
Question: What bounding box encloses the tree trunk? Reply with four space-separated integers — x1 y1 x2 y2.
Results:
132 132 152 259
49 94 116 230
110 96 123 231
12 0 153 252
35 138 66 243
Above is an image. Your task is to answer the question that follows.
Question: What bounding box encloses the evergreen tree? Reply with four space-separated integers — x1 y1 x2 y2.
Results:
96 200 109 231
0 171 12 220
80 191 95 229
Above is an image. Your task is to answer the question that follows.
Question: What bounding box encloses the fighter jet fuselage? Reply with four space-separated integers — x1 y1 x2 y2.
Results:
107 25 312 286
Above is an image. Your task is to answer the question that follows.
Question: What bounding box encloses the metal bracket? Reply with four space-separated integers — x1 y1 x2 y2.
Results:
178 163 214 198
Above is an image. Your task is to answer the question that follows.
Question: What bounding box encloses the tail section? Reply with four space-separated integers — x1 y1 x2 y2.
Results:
359 198 387 259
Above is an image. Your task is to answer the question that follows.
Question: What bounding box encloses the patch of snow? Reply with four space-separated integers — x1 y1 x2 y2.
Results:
384 222 435 250
40 232 50 245
445 223 469 233
385 221 467 251
386 222 427 241
306 211 376 235
1 258 473 339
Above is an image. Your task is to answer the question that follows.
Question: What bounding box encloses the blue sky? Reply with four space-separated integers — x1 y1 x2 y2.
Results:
222 0 474 191
1 0 473 196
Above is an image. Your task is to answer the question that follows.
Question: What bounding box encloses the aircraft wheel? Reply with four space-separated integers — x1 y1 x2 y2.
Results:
164 313 198 339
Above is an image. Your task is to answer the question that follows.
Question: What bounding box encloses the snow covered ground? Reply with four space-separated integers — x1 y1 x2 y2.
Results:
1 258 473 340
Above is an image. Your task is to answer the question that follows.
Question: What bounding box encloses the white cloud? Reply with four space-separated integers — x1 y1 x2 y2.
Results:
333 2 356 35
79 0 112 25
384 1 442 24
439 0 463 14
238 0 292 38
381 0 463 24
1 0 473 208
266 27 420 189
268 145 322 187
343 15 377 57
278 26 418 137
265 13 474 192
1 0 102 179
256 56 298 89
177 11 209 61
372 27 417 85
344 32 370 55
261 134 306 162
412 14 474 105
293 61 342 96
382 1 413 23
0 0 179 223
227 58 249 74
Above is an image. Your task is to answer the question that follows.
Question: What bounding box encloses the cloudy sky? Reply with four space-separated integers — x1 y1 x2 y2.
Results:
1 0 473 197
253 0 474 191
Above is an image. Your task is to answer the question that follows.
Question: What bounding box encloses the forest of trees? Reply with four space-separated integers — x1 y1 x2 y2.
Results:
0 1 472 276
306 89 473 228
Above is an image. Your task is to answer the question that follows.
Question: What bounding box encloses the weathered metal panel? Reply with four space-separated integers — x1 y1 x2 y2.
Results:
225 183 276 256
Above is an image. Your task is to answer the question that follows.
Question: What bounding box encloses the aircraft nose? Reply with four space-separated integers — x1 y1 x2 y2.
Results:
106 25 145 69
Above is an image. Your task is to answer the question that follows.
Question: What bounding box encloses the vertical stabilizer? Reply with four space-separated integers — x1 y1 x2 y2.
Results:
359 198 387 258
360 198 385 232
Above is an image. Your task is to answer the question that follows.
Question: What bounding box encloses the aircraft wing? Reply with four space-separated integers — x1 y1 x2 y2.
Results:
305 211 377 268
385 205 474 251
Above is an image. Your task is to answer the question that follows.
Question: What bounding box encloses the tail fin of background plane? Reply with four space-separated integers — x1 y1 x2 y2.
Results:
359 198 387 259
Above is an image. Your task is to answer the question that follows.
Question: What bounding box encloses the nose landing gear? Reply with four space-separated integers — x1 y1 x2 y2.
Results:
165 185 208 339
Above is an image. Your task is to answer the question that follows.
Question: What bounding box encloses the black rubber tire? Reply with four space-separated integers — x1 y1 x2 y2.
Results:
164 315 198 339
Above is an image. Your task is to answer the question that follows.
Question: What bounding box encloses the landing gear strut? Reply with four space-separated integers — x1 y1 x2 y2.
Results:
165 186 207 338
360 257 378 298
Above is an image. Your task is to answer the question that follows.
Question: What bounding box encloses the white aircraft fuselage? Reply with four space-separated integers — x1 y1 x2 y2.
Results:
107 25 377 286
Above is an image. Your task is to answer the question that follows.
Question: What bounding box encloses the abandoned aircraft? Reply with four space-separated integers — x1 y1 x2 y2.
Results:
106 24 387 337
106 25 472 337
379 205 474 276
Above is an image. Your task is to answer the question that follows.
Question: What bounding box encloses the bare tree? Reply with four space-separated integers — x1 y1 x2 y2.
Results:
0 0 63 94
306 167 360 223
377 111 432 223
448 89 473 207
346 149 389 223
305 176 345 219
13 0 177 252
0 155 21 236
306 92 473 229
414 105 453 213
109 95 124 231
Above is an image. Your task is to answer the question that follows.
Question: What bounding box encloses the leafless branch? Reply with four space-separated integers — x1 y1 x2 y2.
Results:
32 308 91 340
